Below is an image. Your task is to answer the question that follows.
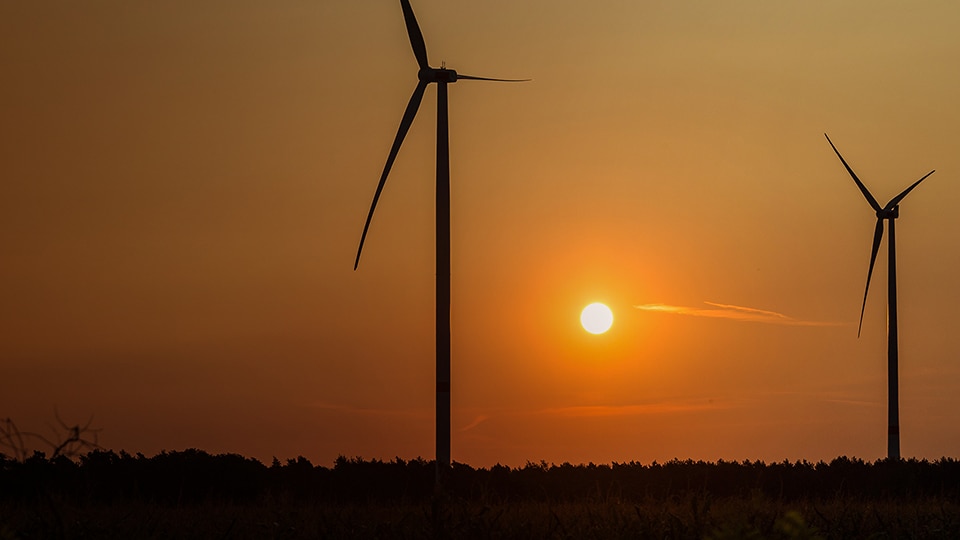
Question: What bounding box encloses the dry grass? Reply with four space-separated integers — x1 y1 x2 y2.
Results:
3 494 959 539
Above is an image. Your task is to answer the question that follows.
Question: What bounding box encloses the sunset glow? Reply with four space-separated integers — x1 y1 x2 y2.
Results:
2 1 960 470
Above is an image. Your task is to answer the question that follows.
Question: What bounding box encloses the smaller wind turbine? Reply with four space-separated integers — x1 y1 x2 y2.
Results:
825 133 935 461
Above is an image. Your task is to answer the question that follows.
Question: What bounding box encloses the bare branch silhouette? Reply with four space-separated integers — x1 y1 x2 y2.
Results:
0 417 29 462
1 408 101 461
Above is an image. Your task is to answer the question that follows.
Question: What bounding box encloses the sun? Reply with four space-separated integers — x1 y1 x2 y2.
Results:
580 303 614 334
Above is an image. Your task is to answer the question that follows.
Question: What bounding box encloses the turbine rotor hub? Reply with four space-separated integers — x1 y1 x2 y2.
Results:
418 67 458 83
877 206 900 219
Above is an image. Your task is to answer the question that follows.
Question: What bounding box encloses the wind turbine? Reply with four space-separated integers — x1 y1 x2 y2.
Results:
353 0 527 473
825 133 935 461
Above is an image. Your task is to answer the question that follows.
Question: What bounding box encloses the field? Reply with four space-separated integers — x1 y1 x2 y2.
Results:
5 493 959 539
3 451 960 539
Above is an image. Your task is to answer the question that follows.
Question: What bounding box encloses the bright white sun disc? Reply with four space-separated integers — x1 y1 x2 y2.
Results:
580 303 614 334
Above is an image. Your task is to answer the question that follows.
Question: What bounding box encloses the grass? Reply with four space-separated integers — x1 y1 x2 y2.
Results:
3 494 959 539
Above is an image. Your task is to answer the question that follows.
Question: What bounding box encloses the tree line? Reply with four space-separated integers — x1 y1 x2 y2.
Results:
3 450 960 504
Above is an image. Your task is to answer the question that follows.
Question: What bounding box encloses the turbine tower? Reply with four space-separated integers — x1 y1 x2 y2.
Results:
825 133 935 460
354 0 527 475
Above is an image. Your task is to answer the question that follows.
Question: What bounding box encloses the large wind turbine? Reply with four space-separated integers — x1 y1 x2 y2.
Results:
354 0 527 472
825 133 935 460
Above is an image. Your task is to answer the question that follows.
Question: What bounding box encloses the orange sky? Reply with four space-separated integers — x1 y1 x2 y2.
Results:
3 0 960 467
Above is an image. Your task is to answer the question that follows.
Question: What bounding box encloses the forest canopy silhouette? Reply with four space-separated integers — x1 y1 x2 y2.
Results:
3 449 960 504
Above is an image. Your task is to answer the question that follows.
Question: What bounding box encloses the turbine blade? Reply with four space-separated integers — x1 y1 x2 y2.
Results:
456 74 532 82
354 80 428 270
858 218 885 337
825 133 882 212
884 170 935 210
400 0 429 69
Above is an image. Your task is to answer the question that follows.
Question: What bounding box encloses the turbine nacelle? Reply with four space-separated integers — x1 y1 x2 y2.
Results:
419 67 458 83
418 67 530 85
877 206 899 220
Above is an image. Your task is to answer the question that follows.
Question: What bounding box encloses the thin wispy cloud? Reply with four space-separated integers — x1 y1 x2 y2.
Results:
537 399 736 418
455 400 739 434
822 398 878 408
459 415 491 433
308 402 427 418
634 301 839 327
308 405 494 433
